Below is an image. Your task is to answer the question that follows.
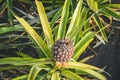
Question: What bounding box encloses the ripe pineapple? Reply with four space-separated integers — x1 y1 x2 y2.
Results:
52 38 74 63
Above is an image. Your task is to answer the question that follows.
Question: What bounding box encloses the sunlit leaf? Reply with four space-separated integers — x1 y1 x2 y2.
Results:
0 57 52 66
79 55 94 63
93 14 107 41
100 4 120 8
64 62 103 71
63 62 106 80
79 7 89 29
87 0 98 11
80 68 106 80
28 65 42 80
66 0 83 37
73 32 95 60
14 15 51 57
12 75 28 80
62 70 84 80
35 0 54 47
51 71 60 80
57 0 70 39
73 7 89 44
102 8 120 20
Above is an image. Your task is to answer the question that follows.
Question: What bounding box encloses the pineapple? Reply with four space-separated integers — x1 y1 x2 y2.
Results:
52 38 74 63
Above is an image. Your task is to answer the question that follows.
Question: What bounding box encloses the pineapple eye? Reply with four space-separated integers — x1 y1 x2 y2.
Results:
66 42 69 45
52 38 74 62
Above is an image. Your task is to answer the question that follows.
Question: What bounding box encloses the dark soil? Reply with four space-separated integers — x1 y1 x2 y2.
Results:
86 24 120 80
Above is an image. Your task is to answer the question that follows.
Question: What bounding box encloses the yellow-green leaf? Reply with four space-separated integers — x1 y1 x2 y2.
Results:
28 65 42 80
66 0 83 37
73 32 95 60
14 15 51 57
62 70 84 80
35 0 54 47
87 0 98 11
57 0 70 39
51 71 60 80
64 62 103 71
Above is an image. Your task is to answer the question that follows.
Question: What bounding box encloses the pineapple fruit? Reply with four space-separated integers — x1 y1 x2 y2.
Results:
52 38 74 63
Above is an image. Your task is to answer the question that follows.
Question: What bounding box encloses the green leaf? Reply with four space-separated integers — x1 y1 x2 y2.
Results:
98 0 109 4
0 57 53 66
0 0 3 3
73 32 95 60
51 71 60 80
82 27 93 36
87 0 98 11
80 68 106 80
50 8 62 28
15 52 32 58
79 7 89 29
28 65 42 80
63 62 106 80
64 62 103 71
73 7 89 43
69 8 104 39
12 75 28 80
62 70 84 80
71 0 77 14
101 4 120 8
35 0 54 47
0 26 21 34
57 0 70 39
102 8 120 20
7 0 13 26
93 14 107 41
79 55 94 63
66 0 83 37
0 66 20 71
14 15 51 58
36 69 48 80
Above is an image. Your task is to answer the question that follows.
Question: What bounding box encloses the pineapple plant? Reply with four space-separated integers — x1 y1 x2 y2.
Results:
2 0 120 79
